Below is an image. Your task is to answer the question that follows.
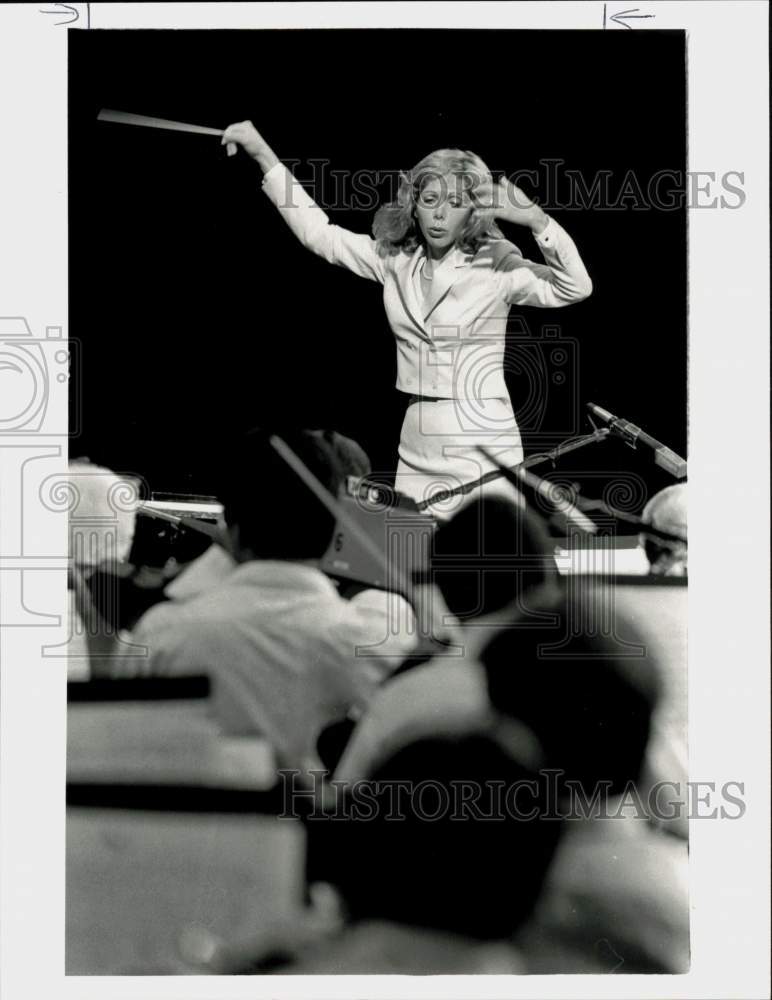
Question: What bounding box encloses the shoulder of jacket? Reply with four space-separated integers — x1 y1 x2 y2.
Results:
475 238 524 272
381 247 416 275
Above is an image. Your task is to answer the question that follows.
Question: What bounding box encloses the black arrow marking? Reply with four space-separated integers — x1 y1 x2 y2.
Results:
38 3 90 27
608 7 656 29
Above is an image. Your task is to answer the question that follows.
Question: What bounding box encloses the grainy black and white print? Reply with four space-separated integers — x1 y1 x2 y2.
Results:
60 25 698 974
1 5 768 996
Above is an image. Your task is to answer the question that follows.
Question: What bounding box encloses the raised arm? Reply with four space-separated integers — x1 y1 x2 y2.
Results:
481 176 593 308
220 119 281 175
221 121 385 284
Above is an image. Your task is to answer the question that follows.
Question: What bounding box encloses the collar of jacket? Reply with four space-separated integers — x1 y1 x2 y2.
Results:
395 244 474 340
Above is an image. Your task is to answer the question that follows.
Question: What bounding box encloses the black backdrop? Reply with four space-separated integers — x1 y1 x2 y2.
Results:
69 29 686 502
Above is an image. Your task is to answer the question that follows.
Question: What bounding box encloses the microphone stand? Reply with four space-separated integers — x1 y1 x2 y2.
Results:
516 425 612 473
478 448 687 549
414 426 612 512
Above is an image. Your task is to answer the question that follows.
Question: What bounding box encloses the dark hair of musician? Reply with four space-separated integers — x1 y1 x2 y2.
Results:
482 595 662 796
306 732 562 940
218 428 344 562
431 496 558 621
310 429 372 479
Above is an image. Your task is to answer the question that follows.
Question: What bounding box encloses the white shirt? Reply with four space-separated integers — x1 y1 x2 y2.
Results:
111 560 412 766
334 657 492 782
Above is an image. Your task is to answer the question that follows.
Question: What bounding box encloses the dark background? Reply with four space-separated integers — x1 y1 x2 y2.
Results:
69 29 686 503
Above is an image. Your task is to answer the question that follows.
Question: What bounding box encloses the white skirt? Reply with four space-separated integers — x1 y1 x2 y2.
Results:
394 395 524 519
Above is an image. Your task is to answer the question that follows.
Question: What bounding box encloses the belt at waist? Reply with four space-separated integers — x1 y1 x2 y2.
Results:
408 394 511 405
408 394 447 404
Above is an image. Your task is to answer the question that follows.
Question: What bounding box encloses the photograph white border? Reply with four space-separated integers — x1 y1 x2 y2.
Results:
1 3 769 998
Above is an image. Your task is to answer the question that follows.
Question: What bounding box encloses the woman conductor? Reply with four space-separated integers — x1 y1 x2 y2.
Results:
222 121 592 517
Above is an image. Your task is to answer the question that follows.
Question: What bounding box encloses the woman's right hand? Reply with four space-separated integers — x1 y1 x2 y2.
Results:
221 120 269 159
477 176 549 233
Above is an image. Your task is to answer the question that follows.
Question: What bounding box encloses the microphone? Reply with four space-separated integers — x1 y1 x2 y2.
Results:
587 404 687 480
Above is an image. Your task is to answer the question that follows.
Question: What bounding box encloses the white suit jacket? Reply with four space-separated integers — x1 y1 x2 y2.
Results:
262 163 592 400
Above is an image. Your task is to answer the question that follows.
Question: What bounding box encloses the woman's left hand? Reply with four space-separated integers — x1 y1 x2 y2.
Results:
479 177 549 233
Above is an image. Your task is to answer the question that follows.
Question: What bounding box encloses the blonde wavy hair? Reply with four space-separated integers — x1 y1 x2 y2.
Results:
373 148 505 257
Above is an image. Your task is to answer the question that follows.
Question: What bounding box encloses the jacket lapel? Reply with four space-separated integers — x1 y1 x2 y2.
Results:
423 247 472 323
393 245 473 338
394 247 431 341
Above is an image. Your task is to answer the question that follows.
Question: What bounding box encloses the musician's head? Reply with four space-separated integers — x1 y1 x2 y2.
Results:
483 592 662 796
310 429 371 480
307 732 561 940
218 428 343 563
431 496 559 622
373 149 503 258
640 483 688 577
